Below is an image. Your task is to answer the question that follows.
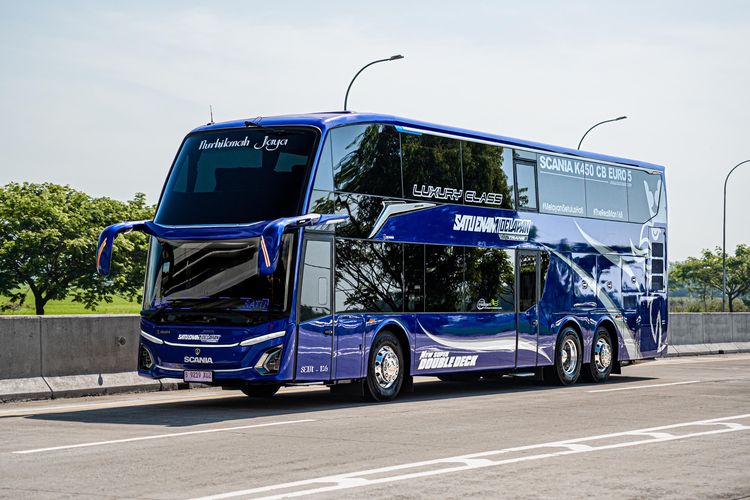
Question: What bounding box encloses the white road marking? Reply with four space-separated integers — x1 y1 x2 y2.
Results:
190 414 750 500
657 354 750 365
587 380 701 393
13 419 315 454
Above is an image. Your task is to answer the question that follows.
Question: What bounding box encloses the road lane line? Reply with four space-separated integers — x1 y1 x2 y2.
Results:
13 419 315 454
190 414 750 500
587 380 701 393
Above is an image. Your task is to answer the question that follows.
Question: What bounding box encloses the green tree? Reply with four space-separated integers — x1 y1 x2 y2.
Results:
0 182 154 314
670 244 750 312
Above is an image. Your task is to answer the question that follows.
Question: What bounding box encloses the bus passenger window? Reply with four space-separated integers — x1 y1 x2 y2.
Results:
515 162 538 210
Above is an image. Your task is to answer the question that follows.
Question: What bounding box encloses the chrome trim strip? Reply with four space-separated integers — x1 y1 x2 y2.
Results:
163 341 240 348
140 331 164 345
214 366 254 373
154 364 181 372
240 330 286 347
154 364 254 374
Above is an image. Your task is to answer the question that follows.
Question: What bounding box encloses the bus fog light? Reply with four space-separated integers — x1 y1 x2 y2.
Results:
255 346 282 375
139 343 154 370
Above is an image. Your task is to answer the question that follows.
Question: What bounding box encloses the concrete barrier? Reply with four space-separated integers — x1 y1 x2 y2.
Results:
0 317 50 401
41 315 139 376
38 315 163 398
0 314 175 401
669 312 750 356
1 312 750 401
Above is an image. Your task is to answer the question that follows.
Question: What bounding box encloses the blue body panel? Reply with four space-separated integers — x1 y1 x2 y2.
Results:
135 111 667 385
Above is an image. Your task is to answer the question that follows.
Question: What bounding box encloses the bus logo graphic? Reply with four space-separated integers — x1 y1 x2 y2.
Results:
477 298 503 310
254 136 289 151
452 214 532 241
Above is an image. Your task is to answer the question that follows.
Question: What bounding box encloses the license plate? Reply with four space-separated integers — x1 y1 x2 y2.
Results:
184 370 213 383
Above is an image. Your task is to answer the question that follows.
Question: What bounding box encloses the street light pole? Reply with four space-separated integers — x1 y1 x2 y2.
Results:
343 54 404 111
577 116 627 150
722 159 750 311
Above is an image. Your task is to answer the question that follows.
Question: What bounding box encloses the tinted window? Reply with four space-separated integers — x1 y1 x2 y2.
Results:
335 239 403 312
465 248 515 312
538 155 586 216
425 245 464 312
312 134 334 192
518 253 537 312
628 169 663 223
332 124 401 198
404 244 424 312
333 193 386 239
142 235 294 318
585 164 629 221
156 128 316 225
515 162 538 210
462 142 514 209
402 133 462 203
299 239 331 322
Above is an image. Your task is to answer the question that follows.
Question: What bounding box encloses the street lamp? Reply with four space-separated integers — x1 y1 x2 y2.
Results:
343 54 404 111
722 159 750 311
577 116 627 150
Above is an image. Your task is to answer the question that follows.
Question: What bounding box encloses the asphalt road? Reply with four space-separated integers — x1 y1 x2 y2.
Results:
1 354 749 499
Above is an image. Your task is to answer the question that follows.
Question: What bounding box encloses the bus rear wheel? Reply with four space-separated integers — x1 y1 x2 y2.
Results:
582 327 614 383
365 331 404 402
544 327 582 386
241 384 280 398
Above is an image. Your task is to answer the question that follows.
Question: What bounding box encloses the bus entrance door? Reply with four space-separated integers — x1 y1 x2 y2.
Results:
517 251 540 368
295 236 334 381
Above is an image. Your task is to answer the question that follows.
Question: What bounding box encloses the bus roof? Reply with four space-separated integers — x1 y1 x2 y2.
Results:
192 111 665 173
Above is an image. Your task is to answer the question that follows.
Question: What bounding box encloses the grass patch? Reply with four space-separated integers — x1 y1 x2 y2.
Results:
1 291 140 315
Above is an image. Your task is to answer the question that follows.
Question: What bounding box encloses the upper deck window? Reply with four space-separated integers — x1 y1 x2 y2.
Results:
155 127 318 225
536 153 663 223
331 124 402 198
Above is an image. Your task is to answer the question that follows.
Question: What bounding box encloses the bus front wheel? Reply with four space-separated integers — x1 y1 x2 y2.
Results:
365 331 404 402
241 384 280 398
544 327 582 385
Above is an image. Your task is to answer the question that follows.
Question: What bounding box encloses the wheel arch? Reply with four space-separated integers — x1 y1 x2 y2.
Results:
372 319 412 377
556 317 585 349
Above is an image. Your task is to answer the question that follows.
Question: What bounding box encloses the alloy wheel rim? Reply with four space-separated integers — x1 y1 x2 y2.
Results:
561 337 578 377
594 337 612 374
374 345 400 389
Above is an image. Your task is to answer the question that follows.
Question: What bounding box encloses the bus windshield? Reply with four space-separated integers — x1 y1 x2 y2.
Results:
142 234 294 325
155 127 318 225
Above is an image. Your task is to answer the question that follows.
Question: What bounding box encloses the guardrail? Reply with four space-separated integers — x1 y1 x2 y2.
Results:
1 313 749 401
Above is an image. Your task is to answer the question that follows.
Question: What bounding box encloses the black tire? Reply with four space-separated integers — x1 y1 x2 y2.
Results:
543 327 582 386
437 373 482 383
241 384 280 398
582 327 614 383
365 331 404 402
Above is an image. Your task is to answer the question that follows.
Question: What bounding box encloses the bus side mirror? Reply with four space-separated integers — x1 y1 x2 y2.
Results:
96 220 151 276
259 213 348 276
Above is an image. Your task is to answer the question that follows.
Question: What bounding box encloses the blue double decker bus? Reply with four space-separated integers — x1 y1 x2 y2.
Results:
97 112 668 401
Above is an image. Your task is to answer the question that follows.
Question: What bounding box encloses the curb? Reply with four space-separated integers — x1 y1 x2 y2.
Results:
667 342 750 357
0 377 52 402
0 373 185 403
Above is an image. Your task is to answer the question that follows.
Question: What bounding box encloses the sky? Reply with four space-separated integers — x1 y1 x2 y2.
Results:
0 0 748 261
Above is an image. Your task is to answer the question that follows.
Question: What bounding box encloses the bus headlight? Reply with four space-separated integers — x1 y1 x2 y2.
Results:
139 343 155 370
255 346 282 375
